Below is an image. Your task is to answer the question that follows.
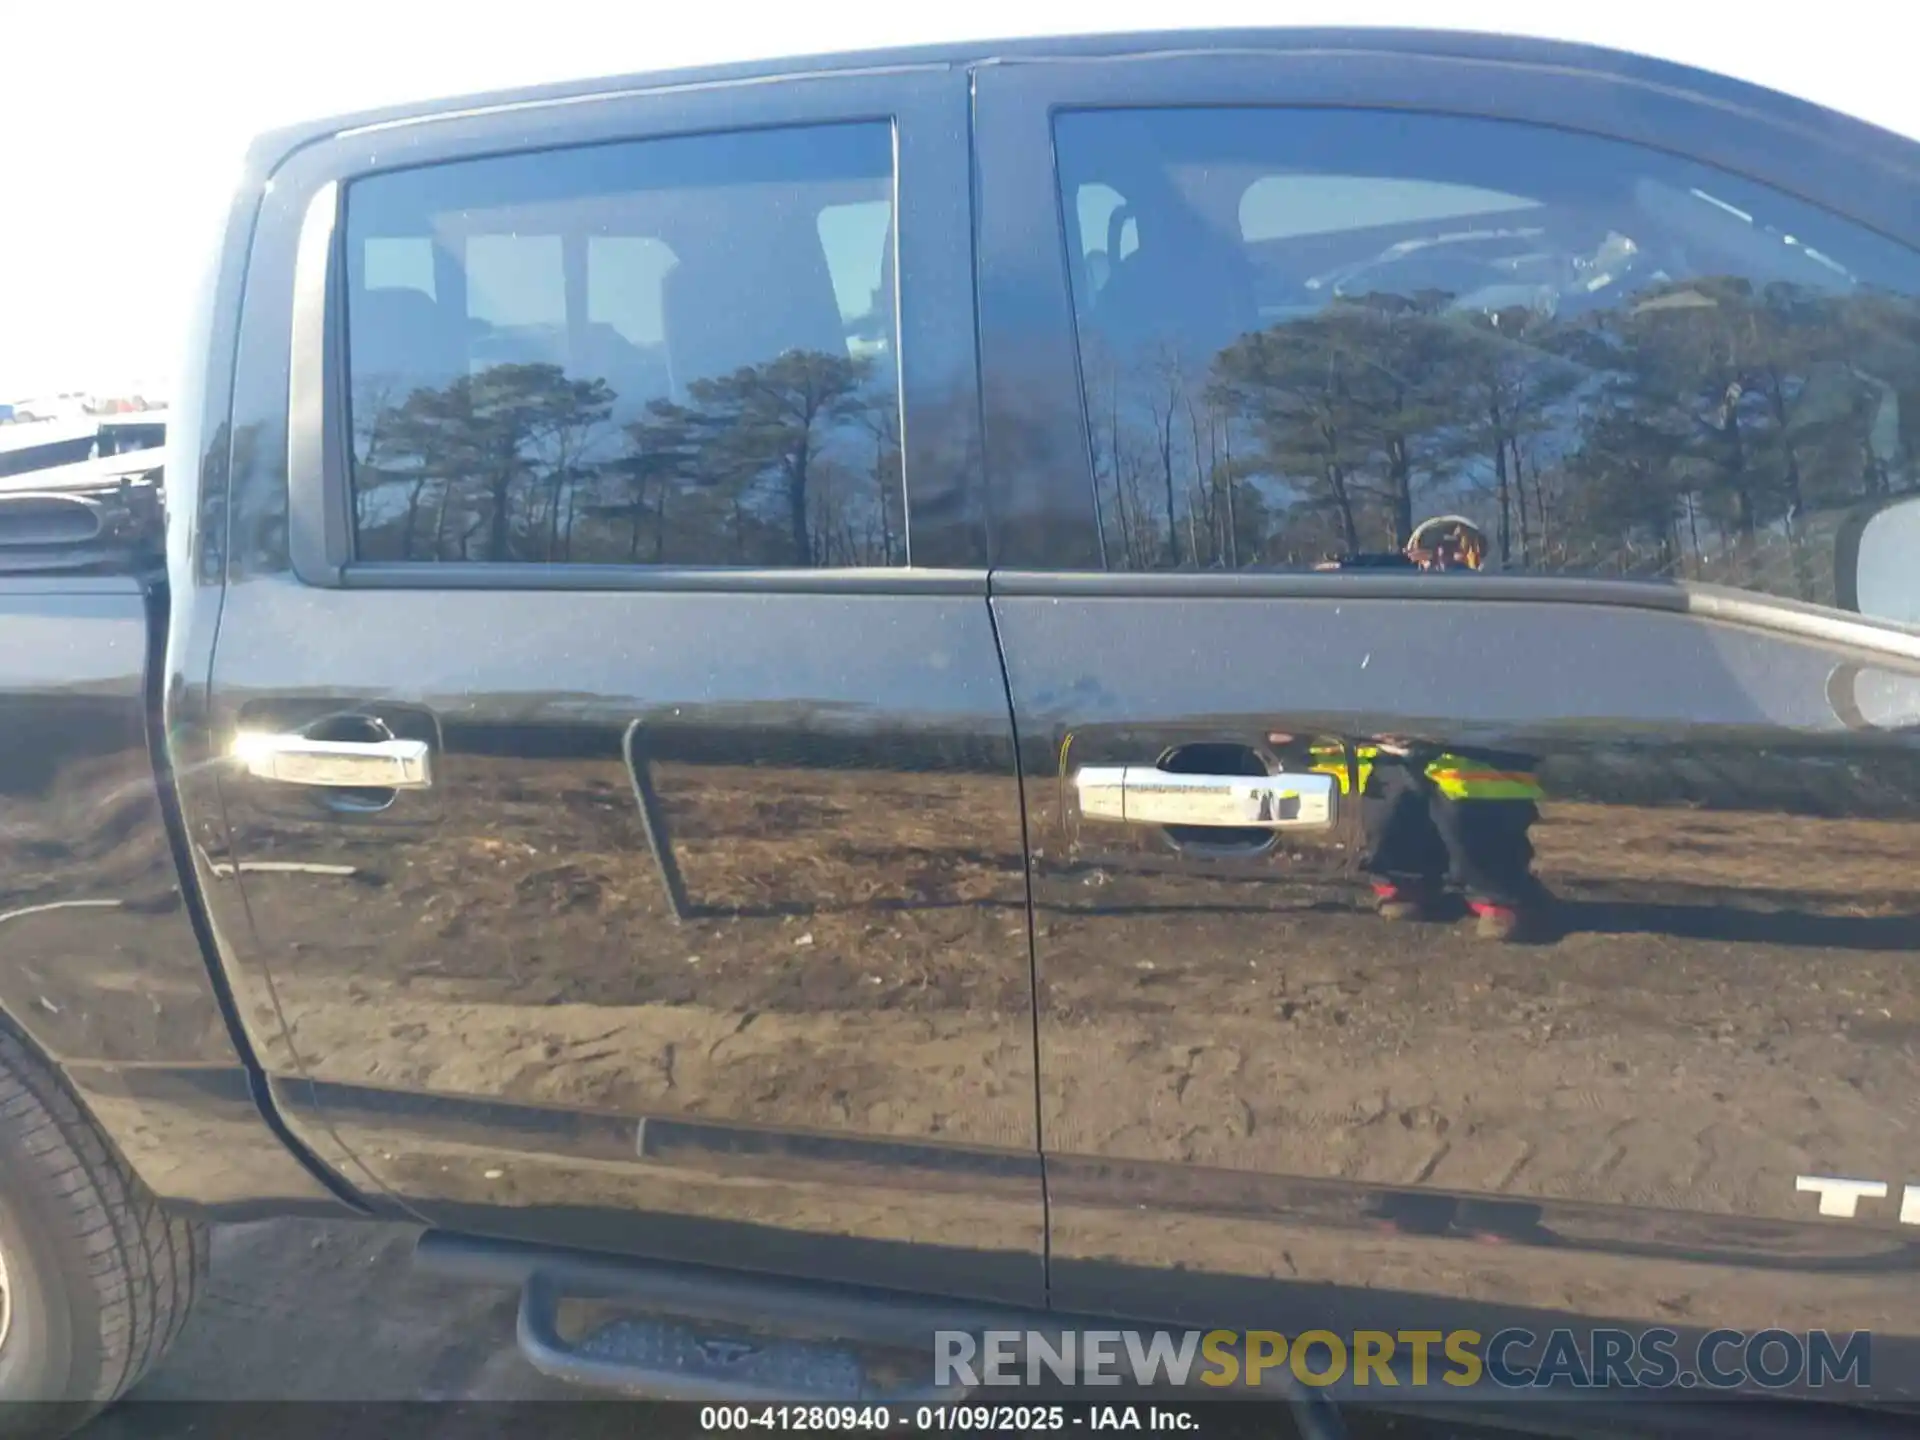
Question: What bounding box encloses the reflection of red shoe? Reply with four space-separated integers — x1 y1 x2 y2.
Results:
1470 901 1525 942
1456 1200 1549 1245
1366 1193 1457 1236
1373 883 1430 922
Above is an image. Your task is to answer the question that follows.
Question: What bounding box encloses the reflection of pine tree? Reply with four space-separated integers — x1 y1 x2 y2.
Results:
1079 272 1920 591
1442 306 1583 567
683 350 873 565
1080 338 1253 570
347 270 1920 594
1563 278 1905 595
603 401 699 563
356 350 901 568
586 350 897 567
359 363 613 561
1210 296 1464 558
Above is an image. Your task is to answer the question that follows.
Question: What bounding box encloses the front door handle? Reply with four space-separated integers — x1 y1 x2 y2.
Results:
1074 766 1336 828
233 732 433 790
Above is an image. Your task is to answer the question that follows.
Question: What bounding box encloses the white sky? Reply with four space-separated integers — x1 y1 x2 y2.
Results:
2 0 1915 404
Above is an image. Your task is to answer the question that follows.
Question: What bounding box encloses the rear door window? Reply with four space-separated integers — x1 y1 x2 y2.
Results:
343 122 903 568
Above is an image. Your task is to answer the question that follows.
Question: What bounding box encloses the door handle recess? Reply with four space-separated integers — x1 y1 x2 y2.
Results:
1074 766 1336 829
233 732 433 790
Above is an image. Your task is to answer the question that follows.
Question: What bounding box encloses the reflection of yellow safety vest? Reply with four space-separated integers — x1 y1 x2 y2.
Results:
1306 740 1543 802
1309 740 1375 795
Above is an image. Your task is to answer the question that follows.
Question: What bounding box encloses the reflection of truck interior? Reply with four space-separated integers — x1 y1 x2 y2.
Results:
1064 107 1904 390
348 131 895 430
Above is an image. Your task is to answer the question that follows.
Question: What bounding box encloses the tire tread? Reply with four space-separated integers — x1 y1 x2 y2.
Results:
0 1026 205 1411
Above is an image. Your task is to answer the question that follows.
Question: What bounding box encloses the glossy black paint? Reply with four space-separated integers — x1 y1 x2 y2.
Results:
995 584 1920 1365
187 63 1042 1301
142 21 1920 1411
201 584 1042 1299
972 41 1920 1405
0 577 342 1216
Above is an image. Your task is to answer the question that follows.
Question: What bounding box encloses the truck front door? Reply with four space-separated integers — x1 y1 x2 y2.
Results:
976 44 1920 1388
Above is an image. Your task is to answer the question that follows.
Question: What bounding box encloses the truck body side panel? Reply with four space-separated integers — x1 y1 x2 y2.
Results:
0 575 339 1214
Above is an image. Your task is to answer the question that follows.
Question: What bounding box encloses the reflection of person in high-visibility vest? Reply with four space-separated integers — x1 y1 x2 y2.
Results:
1312 512 1489 574
1307 736 1545 940
1310 516 1547 941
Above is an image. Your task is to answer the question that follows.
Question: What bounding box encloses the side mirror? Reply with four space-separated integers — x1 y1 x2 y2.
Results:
1836 493 1920 627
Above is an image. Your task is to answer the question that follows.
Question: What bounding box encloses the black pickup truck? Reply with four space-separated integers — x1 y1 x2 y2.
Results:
5 25 1920 1438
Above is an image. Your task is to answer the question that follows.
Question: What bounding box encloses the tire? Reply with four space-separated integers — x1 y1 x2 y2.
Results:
0 1025 206 1434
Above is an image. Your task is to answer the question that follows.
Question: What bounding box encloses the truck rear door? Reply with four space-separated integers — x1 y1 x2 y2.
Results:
975 44 1920 1386
186 65 1044 1304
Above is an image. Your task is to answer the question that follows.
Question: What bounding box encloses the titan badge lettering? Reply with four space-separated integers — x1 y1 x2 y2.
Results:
1796 1175 1920 1223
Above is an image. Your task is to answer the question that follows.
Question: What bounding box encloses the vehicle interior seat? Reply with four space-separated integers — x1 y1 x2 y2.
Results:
1090 183 1261 372
350 285 469 398
572 321 675 424
658 212 852 397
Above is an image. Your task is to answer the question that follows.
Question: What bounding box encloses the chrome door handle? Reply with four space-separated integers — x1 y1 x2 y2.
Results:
1074 766 1336 828
233 732 433 790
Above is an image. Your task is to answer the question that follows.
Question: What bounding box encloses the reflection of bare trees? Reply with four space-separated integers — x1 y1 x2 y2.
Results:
352 351 902 568
1087 342 1270 570
1088 278 1920 595
353 364 614 562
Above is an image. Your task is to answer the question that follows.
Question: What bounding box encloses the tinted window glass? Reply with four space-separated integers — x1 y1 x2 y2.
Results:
362 237 435 298
345 122 903 567
1053 107 1920 603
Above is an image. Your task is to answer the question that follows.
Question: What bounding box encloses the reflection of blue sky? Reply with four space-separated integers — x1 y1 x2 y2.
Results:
430 203 891 343
363 200 890 356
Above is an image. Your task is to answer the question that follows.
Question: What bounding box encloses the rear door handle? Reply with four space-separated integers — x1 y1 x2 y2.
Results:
1074 766 1336 828
233 732 433 790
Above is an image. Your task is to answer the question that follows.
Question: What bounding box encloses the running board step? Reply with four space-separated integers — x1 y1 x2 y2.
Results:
517 1276 955 1403
418 1231 1347 1437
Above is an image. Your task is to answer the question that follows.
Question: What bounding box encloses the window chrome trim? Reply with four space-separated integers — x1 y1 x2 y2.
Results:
287 179 348 585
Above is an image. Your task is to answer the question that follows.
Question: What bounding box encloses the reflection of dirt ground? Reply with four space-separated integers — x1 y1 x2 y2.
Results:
0 741 237 1069
18 757 1920 1341
234 760 1035 1145
85 1218 1915 1426
221 757 1041 1270
1035 799 1920 1339
1042 801 1920 1208
238 770 1920 1181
